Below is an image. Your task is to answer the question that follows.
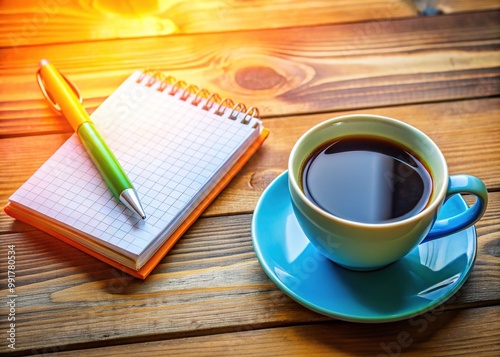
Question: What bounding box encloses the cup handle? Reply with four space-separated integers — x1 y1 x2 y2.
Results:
422 175 488 242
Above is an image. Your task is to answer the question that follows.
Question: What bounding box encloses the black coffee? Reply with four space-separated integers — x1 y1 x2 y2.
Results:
301 136 432 224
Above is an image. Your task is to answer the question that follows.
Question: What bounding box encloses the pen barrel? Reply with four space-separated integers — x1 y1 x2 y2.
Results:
39 63 91 131
77 122 133 199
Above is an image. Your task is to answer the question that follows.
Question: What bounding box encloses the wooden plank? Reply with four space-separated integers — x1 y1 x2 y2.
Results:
1 11 499 137
0 191 498 353
52 306 500 356
1 97 499 229
0 0 418 47
434 0 500 13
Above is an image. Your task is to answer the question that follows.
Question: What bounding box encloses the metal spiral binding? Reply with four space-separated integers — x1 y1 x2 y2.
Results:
136 70 261 124
180 84 198 101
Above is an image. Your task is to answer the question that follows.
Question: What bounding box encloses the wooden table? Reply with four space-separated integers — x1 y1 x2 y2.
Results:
1 1 499 355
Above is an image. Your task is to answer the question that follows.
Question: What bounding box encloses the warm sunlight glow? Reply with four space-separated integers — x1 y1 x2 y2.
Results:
92 0 180 37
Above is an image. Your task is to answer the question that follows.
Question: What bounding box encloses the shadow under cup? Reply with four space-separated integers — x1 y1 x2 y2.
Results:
288 114 488 271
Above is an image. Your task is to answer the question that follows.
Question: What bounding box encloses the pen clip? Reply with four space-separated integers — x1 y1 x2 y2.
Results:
36 68 83 112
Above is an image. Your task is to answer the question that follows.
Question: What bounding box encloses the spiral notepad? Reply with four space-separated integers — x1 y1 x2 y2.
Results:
5 71 269 279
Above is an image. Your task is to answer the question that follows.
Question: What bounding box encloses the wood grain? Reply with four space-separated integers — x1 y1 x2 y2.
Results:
53 306 500 356
1 11 499 137
435 0 500 13
2 1 498 48
1 191 498 354
0 0 420 47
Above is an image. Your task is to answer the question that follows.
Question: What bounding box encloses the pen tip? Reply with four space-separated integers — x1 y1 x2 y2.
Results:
39 59 49 68
120 188 147 221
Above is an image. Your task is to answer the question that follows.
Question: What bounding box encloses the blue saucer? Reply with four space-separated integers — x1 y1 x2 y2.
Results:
251 171 477 323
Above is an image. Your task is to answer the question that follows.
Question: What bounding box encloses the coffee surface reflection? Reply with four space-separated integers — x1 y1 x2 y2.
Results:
301 136 433 224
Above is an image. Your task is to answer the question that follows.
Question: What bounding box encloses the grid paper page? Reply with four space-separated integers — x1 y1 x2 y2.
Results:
10 71 261 261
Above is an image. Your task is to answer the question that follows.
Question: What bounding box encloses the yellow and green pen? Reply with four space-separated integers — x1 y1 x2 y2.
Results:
37 59 146 220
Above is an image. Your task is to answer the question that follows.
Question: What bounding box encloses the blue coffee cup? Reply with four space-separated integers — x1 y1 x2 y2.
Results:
288 115 488 270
